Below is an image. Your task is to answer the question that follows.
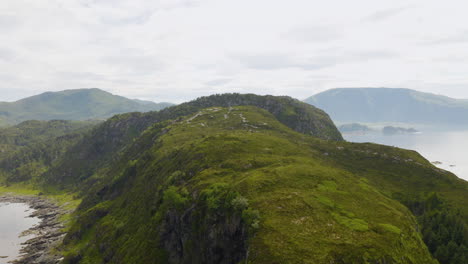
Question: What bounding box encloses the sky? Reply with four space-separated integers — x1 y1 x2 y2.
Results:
1 0 468 103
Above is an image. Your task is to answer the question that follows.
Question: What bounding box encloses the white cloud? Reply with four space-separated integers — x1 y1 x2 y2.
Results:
0 0 468 103
363 6 411 22
421 30 468 45
282 25 343 43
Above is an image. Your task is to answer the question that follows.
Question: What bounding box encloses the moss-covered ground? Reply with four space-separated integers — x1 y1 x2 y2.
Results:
57 106 468 263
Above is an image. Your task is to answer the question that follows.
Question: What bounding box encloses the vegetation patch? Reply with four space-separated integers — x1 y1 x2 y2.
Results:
376 223 402 235
332 212 369 232
1 94 466 264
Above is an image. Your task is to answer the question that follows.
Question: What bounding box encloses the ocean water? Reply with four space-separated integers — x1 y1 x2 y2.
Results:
344 130 468 181
0 203 39 263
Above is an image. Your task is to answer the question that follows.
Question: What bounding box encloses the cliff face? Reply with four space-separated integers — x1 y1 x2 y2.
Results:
161 204 247 264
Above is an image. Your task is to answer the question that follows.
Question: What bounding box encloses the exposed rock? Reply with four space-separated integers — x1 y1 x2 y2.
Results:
160 206 248 264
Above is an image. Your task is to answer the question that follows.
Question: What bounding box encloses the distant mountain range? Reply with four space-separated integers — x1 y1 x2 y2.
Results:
0 88 173 126
305 88 468 126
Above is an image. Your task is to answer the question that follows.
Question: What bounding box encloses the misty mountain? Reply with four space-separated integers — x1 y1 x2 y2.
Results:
0 88 173 126
304 88 468 126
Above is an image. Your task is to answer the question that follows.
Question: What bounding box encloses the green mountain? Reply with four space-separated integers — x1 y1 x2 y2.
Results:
0 94 466 264
304 88 468 125
0 88 173 126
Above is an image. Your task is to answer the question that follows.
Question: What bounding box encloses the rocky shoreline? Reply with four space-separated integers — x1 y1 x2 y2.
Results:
0 195 66 264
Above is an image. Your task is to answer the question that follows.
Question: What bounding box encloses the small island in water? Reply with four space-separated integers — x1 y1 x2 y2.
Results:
338 123 372 134
382 126 419 135
338 123 420 136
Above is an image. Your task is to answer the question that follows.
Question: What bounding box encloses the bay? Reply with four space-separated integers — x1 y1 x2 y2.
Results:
0 203 40 264
344 130 468 181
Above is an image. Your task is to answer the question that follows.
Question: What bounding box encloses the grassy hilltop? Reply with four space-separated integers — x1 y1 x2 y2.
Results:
0 93 466 264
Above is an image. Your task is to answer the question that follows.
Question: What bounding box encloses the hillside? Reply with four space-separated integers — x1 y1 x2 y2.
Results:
41 93 342 187
0 88 173 126
304 88 468 125
0 94 466 264
0 120 100 182
58 104 466 264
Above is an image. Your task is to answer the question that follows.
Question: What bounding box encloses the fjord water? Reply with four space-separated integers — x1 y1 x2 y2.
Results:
0 203 39 263
344 130 468 181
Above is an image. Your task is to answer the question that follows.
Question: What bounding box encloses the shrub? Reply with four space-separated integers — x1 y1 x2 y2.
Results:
163 186 187 210
231 195 249 211
242 208 260 230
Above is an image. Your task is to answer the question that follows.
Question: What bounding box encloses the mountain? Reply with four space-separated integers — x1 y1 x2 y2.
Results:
0 93 466 264
0 88 173 126
304 88 468 125
41 93 342 188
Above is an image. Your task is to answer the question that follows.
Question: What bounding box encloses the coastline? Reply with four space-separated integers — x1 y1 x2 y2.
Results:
0 194 66 264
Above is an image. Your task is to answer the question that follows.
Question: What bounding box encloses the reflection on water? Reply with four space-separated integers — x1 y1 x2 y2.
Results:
0 203 39 264
344 130 468 181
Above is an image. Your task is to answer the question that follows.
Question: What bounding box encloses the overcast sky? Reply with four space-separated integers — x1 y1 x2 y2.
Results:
1 0 468 103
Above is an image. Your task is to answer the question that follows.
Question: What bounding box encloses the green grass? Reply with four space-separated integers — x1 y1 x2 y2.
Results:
332 212 369 231
376 223 402 235
2 91 466 263
0 183 41 195
0 182 81 232
58 106 452 263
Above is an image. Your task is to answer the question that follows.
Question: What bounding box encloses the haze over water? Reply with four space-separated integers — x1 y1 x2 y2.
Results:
0 203 39 264
344 130 468 181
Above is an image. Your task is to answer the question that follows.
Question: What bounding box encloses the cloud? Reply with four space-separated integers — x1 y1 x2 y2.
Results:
283 25 343 42
0 14 20 30
231 53 299 70
231 50 397 71
420 30 468 45
230 53 344 71
204 78 232 86
364 6 410 22
55 71 108 81
397 80 468 99
100 10 155 25
2 0 468 103
0 48 16 61
101 54 165 75
349 50 397 61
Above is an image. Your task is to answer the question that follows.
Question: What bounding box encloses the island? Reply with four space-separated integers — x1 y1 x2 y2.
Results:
338 123 372 134
382 126 419 135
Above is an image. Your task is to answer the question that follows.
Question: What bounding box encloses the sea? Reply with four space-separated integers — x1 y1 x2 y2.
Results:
343 130 468 181
0 203 39 263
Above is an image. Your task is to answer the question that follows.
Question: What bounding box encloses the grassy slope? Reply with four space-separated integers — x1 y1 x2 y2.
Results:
59 106 468 263
0 120 99 183
44 93 342 188
0 120 99 241
0 121 95 258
